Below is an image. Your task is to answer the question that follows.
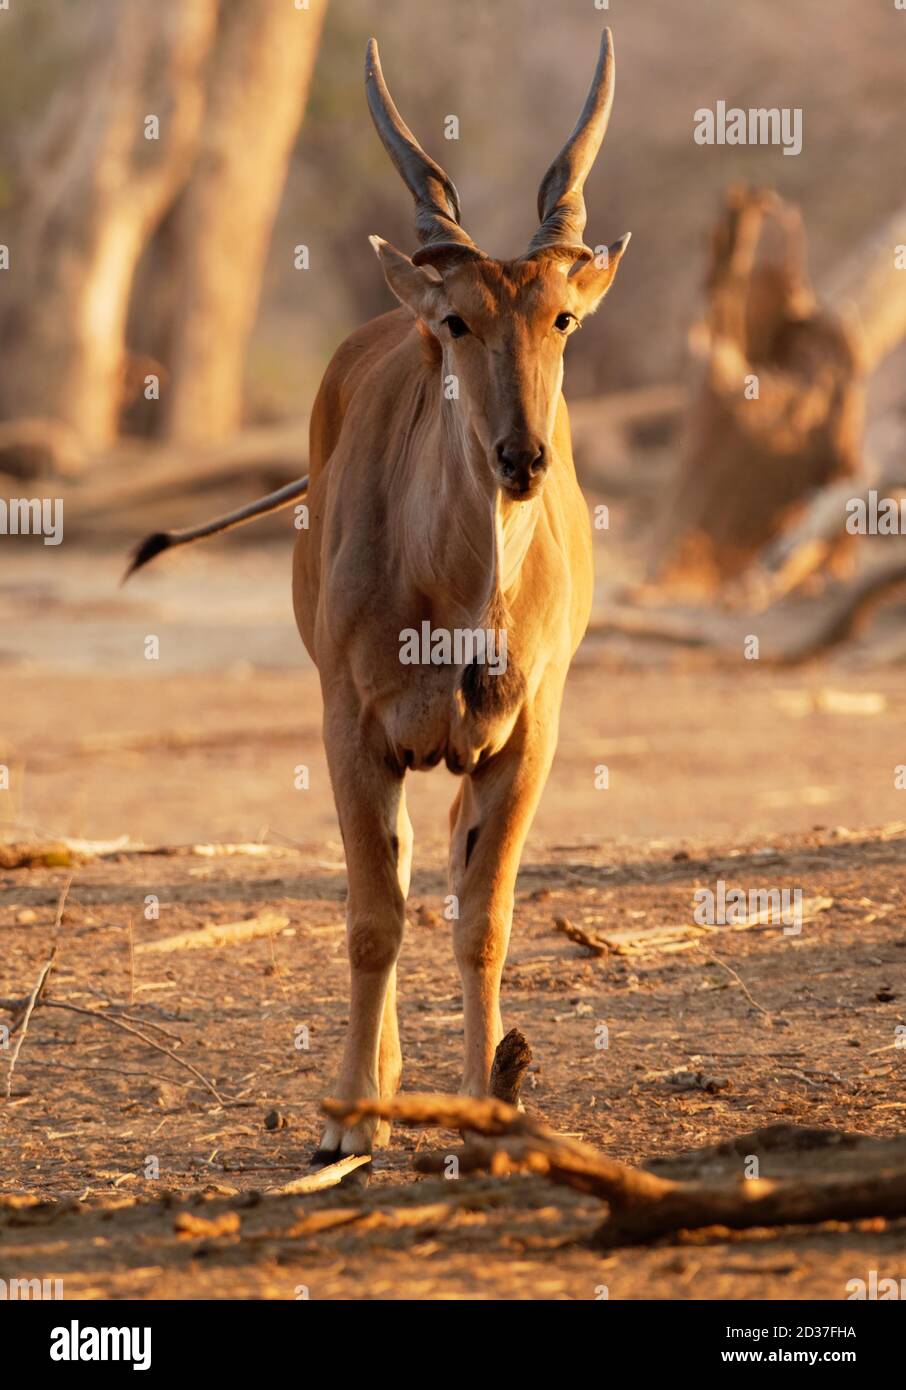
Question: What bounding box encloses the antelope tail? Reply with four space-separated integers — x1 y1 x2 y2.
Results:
121 475 310 584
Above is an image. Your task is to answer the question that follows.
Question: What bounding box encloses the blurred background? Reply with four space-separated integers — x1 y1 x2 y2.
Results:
1 0 906 848
2 0 904 417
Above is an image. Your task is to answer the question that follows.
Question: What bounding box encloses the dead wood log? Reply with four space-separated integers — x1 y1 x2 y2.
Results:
597 1167 906 1247
589 551 906 665
68 421 309 525
654 187 863 589
549 898 831 958
324 1093 906 1246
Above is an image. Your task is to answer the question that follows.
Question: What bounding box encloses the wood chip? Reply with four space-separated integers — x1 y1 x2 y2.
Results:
174 1210 240 1239
271 1154 372 1195
135 912 290 954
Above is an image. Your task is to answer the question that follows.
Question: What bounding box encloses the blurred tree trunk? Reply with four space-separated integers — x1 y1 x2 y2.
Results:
0 0 218 453
823 201 906 375
652 188 864 590
158 0 327 445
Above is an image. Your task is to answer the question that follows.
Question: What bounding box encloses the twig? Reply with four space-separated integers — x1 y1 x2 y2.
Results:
17 1057 192 1087
100 1010 185 1045
127 917 135 1006
707 953 772 1018
552 916 608 957
685 1049 805 1058
43 1001 227 1103
0 996 179 1041
0 994 226 1104
5 948 56 1099
53 873 74 934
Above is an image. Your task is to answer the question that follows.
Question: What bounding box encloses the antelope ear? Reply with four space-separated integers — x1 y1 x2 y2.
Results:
569 233 631 315
369 236 443 319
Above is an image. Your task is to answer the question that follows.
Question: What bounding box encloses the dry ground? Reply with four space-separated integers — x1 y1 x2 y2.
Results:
1 545 904 1299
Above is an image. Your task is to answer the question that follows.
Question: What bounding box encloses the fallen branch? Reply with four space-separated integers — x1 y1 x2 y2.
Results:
596 1166 906 1247
323 1092 906 1246
321 1093 669 1209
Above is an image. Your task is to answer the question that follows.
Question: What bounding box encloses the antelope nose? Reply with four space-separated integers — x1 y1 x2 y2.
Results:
496 438 547 489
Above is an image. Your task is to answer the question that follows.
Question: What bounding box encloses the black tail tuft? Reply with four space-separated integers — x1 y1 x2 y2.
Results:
121 531 173 584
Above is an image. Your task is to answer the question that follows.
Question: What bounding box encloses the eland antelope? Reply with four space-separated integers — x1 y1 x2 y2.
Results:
127 30 630 1168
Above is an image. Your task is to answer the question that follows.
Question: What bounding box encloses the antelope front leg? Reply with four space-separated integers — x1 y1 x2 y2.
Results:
312 704 412 1166
449 713 557 1097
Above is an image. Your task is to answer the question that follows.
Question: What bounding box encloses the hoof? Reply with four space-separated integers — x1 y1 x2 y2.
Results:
308 1146 373 1186
309 1146 341 1170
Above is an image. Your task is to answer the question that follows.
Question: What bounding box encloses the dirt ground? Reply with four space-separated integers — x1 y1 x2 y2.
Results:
1 543 904 1300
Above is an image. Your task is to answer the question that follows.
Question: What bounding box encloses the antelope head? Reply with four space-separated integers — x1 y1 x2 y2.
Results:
366 29 630 501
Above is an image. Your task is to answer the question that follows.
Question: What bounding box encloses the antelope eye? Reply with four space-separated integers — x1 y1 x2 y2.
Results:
443 314 470 338
554 312 577 333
